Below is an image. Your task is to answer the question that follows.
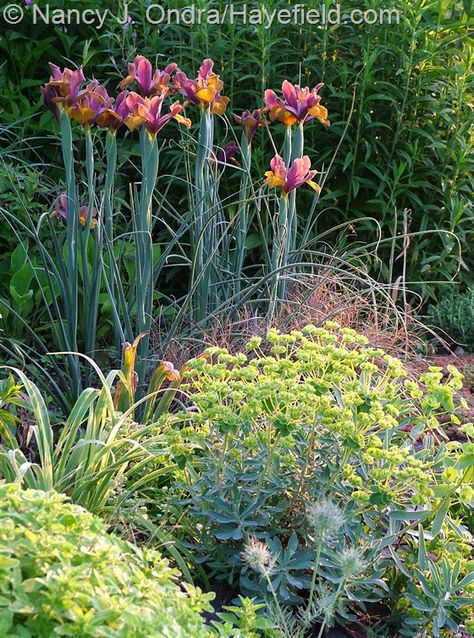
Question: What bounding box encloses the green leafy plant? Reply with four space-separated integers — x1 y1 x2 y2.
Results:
0 360 180 514
428 286 474 351
0 482 225 638
400 533 474 638
154 322 474 635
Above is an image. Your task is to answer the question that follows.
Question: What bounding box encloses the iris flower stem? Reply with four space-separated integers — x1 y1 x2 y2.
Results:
288 123 304 260
270 194 289 316
83 128 102 366
135 129 159 393
234 133 252 296
103 130 124 350
192 108 214 323
59 109 81 396
283 125 292 166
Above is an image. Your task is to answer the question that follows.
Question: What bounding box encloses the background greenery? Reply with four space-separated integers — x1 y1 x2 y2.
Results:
1 0 472 307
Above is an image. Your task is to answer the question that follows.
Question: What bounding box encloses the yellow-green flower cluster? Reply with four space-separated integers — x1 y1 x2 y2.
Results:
181 322 472 512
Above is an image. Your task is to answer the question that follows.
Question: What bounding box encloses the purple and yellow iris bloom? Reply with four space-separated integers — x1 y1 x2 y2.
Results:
212 141 240 167
42 63 86 117
52 193 98 230
176 59 229 115
146 95 191 135
233 109 266 144
115 91 150 131
119 55 178 97
265 154 320 195
66 81 113 127
115 90 191 135
264 80 329 127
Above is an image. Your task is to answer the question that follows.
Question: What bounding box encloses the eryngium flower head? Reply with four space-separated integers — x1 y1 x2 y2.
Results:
306 499 345 540
338 547 366 580
241 537 275 576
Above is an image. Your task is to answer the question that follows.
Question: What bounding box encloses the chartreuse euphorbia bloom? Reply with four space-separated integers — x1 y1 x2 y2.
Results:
176 59 229 115
264 80 329 127
265 154 320 195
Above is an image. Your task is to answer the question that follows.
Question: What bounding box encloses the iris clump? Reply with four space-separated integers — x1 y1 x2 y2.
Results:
33 55 331 398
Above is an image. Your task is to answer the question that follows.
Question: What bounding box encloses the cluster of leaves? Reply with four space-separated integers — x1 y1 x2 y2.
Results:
142 322 474 635
428 286 474 351
0 163 51 333
0 482 221 637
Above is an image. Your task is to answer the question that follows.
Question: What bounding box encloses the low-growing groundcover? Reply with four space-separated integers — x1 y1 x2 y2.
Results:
0 483 256 638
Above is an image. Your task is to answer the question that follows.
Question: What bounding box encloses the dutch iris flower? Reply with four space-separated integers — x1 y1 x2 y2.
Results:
66 81 114 127
115 91 150 131
145 94 191 135
175 59 229 115
41 63 86 117
265 154 320 195
212 141 240 167
264 80 329 127
119 55 178 97
52 193 98 230
233 109 266 144
115 90 191 134
95 94 124 130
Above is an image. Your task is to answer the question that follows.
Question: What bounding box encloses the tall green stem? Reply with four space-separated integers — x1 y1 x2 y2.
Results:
82 128 102 364
234 133 252 296
135 129 159 391
270 194 289 316
103 130 124 349
59 109 81 395
288 123 304 259
192 108 214 322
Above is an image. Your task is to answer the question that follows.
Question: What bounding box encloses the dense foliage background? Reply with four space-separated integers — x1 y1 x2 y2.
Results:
1 0 472 306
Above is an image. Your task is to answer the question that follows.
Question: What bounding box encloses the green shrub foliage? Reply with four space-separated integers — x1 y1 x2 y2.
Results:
0 483 220 638
429 286 474 351
151 322 474 635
